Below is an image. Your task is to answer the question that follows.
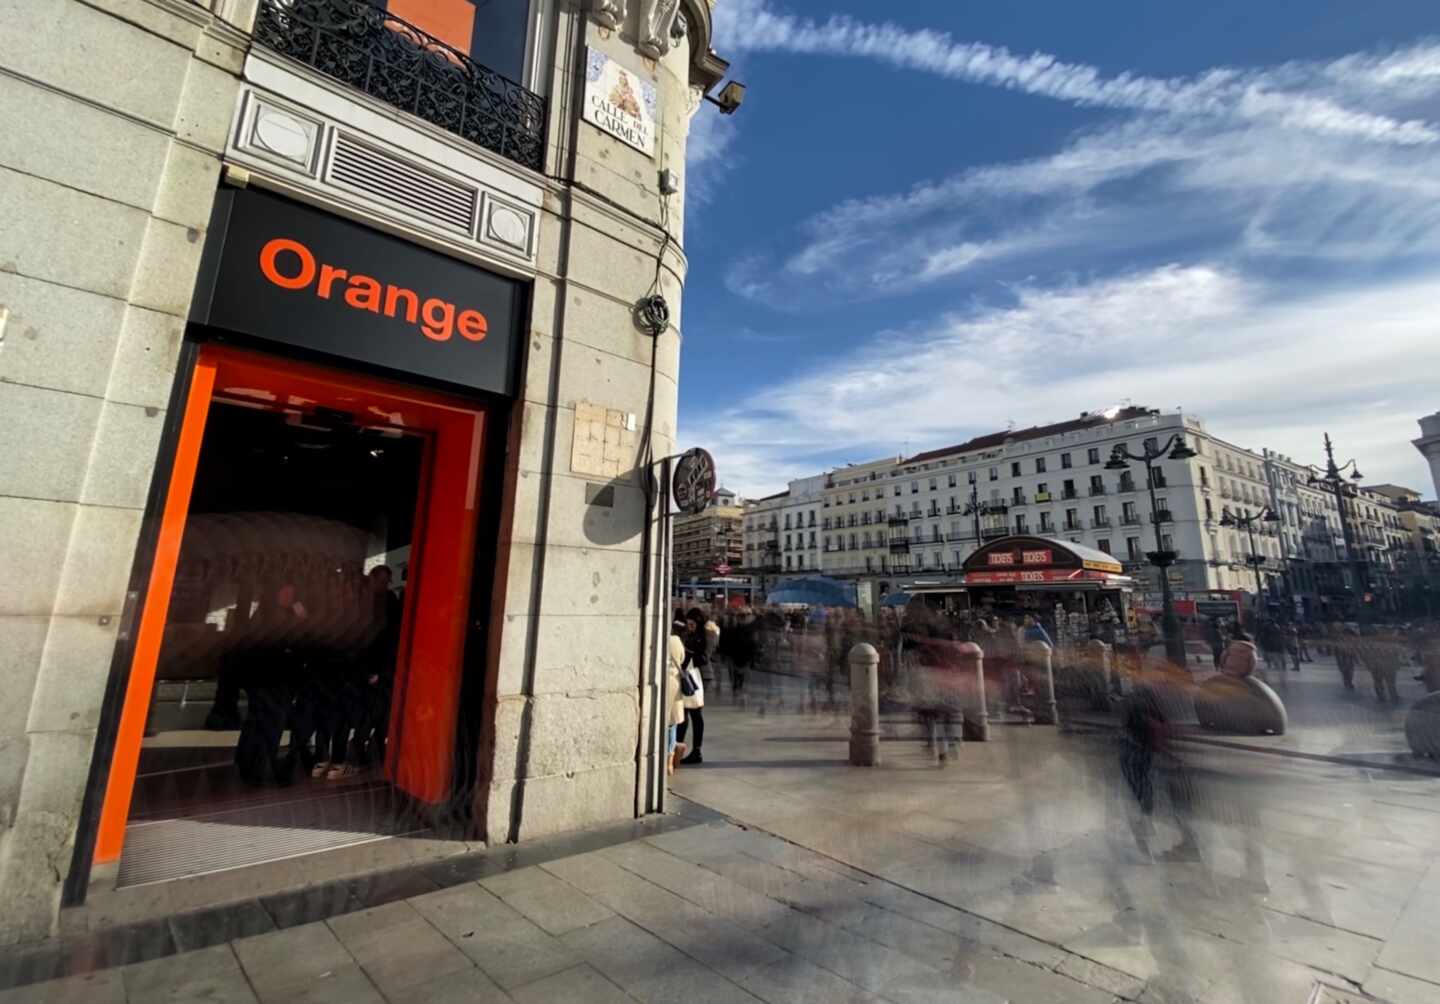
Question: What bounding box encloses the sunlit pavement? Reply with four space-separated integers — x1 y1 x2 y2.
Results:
663 667 1440 1003
5 666 1438 1004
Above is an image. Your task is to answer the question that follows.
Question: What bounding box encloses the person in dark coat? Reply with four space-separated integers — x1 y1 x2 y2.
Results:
235 583 307 786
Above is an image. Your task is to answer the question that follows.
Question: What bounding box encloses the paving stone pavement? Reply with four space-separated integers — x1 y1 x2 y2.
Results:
4 664 1438 1003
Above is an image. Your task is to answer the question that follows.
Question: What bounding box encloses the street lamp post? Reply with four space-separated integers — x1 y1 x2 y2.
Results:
962 484 1003 549
1306 433 1367 622
1106 434 1197 666
1220 505 1282 627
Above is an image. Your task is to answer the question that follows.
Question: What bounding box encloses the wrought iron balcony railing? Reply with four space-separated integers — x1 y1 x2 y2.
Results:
256 0 546 172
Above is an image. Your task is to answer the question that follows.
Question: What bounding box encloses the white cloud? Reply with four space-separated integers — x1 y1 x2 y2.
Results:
713 1 1439 145
688 265 1440 497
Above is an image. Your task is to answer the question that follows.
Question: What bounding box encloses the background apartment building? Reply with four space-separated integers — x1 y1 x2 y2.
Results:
742 405 1439 620
673 488 743 580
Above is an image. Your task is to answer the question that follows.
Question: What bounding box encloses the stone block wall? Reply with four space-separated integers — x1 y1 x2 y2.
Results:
482 4 698 842
0 0 246 945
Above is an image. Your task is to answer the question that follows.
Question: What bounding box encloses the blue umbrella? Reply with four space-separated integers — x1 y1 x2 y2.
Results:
880 591 913 608
765 577 857 608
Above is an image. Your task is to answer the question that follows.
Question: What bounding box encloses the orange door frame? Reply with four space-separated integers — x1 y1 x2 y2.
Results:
94 344 488 865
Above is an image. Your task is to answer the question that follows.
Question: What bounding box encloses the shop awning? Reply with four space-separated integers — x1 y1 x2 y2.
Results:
959 534 1130 589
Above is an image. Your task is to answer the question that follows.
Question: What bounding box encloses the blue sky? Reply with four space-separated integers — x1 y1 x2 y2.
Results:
678 0 1440 498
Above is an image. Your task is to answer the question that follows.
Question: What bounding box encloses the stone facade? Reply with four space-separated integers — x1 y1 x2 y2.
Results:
0 0 727 946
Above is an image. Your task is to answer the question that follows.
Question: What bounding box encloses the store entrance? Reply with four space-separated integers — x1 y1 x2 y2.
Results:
95 345 490 886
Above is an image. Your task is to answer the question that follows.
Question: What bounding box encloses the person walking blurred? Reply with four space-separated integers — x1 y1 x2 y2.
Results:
665 622 688 775
1218 627 1258 679
1334 627 1359 690
1360 630 1402 703
678 608 708 764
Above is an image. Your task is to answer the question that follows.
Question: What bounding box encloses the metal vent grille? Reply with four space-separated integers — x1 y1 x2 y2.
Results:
327 132 478 234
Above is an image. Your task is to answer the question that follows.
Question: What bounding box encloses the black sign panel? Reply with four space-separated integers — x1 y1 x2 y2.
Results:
672 448 717 515
192 188 525 396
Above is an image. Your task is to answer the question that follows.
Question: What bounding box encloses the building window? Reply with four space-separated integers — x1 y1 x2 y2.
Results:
1011 462 1022 477
911 481 919 494
785 555 792 569
1143 437 1158 454
809 512 816 526
796 554 804 569
894 485 901 496
1061 452 1072 469
1162 533 1174 551
1090 474 1104 493
1122 502 1138 522
784 515 791 529
933 551 943 568
1015 514 1028 533
989 466 999 481
784 534 791 548
1088 447 1101 464
929 478 937 490
948 474 958 487
823 535 830 549
1035 457 1047 473
1127 537 1142 560
1093 505 1106 522
850 533 857 549
1098 538 1111 554
968 470 977 484
1039 512 1054 531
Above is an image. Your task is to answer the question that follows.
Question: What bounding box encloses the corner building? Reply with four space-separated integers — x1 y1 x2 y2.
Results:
0 0 726 945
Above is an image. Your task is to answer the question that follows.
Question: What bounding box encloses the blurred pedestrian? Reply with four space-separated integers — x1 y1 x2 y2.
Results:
666 622 688 775
1360 631 1402 703
678 609 708 763
1335 627 1359 690
1218 627 1258 679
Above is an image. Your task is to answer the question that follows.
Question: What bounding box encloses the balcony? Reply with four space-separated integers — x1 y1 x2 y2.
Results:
1011 494 1030 507
981 525 1009 539
255 0 547 172
1033 491 1052 503
1089 485 1107 497
947 505 963 515
888 514 910 527
1091 518 1112 529
1063 520 1083 533
1121 514 1143 526
889 538 912 553
1061 489 1079 500
1118 479 1138 494
1153 509 1174 523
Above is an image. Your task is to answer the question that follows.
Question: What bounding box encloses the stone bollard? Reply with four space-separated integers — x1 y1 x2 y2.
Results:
1405 691 1440 758
849 642 881 766
1196 674 1287 735
1024 641 1060 726
955 642 990 741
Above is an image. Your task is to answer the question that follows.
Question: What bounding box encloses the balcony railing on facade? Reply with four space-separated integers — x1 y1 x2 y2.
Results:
1089 485 1107 496
1120 514 1143 526
1091 517 1112 528
1063 520 1083 533
255 0 547 172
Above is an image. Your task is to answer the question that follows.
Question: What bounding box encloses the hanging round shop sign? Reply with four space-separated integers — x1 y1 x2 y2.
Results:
672 448 717 515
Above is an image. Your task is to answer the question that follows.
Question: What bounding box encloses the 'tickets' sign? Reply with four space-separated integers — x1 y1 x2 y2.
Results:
583 48 657 156
192 188 525 396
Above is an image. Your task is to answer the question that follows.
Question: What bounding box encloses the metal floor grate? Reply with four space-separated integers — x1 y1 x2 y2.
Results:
117 785 421 888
